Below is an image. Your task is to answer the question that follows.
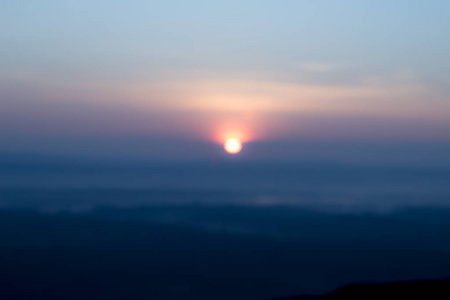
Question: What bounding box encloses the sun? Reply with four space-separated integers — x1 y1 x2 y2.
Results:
224 138 242 154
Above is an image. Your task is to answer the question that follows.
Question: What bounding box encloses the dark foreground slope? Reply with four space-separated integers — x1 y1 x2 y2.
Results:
1 208 450 300
276 280 450 299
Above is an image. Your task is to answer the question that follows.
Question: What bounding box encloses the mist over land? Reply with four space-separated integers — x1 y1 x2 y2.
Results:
1 155 450 299
2 152 449 210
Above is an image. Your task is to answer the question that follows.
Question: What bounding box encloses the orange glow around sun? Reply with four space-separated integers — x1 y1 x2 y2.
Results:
215 126 253 144
224 138 242 154
213 123 255 155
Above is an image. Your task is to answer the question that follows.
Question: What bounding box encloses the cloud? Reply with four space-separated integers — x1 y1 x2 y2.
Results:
1 68 448 146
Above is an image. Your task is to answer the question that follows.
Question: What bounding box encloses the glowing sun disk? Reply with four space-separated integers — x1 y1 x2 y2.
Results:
224 138 242 154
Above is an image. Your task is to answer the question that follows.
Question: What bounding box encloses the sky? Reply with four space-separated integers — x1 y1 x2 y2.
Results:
1 0 450 162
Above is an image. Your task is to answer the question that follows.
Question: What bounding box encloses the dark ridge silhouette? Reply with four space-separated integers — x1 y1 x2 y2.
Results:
275 279 450 299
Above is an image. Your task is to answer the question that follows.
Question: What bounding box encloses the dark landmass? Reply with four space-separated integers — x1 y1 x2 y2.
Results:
0 209 309 300
0 208 450 300
275 280 450 299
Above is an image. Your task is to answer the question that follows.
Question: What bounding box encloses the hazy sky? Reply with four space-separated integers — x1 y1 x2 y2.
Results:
1 1 449 161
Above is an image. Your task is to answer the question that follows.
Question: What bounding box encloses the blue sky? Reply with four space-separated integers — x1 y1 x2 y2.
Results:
1 0 449 161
